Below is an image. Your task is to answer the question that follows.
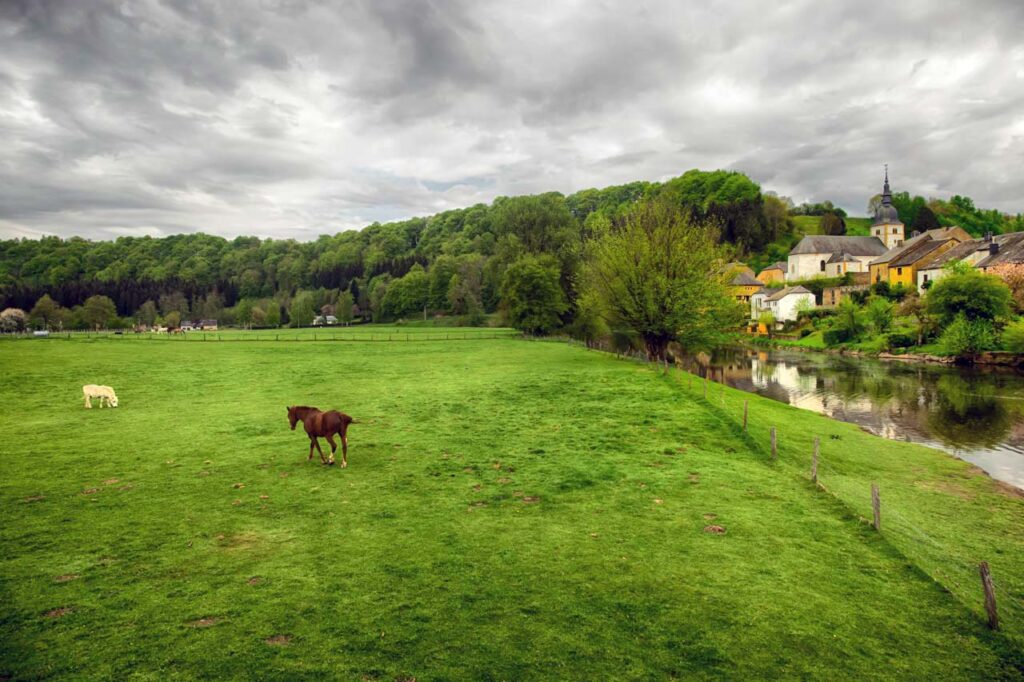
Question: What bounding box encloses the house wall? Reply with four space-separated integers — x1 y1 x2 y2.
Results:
871 222 905 249
787 253 829 280
772 293 815 322
731 284 762 302
889 264 916 288
758 268 785 284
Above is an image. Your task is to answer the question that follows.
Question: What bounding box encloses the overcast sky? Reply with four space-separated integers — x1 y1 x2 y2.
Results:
1 0 1022 241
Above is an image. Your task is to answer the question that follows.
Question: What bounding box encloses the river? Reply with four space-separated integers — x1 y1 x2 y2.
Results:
676 346 1024 490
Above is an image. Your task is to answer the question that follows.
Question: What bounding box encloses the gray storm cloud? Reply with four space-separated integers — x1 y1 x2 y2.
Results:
1 0 1022 240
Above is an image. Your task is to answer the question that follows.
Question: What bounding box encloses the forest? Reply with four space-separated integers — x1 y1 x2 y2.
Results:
1 168 1021 332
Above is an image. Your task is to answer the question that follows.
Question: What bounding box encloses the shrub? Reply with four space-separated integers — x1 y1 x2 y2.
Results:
937 314 997 357
866 296 894 333
823 327 851 346
1002 319 1024 353
885 332 914 350
799 328 813 338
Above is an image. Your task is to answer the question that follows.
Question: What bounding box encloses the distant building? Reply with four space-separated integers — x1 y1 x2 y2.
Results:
822 284 869 307
729 270 765 303
869 226 971 286
915 232 1024 290
196 319 218 331
756 262 787 284
786 236 886 280
751 285 815 322
313 315 339 326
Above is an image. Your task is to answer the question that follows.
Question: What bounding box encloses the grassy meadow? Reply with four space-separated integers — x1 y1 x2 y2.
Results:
2 332 1024 679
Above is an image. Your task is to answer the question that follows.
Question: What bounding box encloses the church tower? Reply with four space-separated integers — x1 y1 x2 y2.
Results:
871 166 905 249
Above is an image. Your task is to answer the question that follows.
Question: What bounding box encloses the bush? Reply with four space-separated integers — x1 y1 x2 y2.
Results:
799 328 813 338
937 314 997 357
885 331 914 350
823 327 851 346
1002 320 1024 353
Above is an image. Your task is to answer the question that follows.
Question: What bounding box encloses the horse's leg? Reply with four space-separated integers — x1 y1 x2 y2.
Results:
84 394 91 409
313 437 327 464
341 433 348 468
325 434 337 465
308 438 315 461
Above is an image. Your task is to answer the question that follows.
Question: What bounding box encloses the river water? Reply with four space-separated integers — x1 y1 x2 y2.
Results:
676 346 1024 490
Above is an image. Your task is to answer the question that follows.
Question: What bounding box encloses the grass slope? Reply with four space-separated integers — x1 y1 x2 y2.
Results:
792 215 873 237
1 335 1023 679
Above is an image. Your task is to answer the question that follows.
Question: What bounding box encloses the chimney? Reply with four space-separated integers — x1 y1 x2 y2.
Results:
984 231 993 243
990 241 1000 256
911 230 920 238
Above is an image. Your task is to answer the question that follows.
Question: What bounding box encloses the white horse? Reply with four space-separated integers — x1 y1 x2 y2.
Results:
82 384 119 408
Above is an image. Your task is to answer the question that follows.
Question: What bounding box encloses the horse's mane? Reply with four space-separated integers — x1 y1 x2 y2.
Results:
291 405 321 416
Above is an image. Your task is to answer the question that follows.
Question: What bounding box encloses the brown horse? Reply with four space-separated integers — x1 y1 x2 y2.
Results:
287 405 354 467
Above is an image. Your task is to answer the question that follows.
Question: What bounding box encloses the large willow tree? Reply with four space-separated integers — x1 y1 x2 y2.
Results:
583 199 742 360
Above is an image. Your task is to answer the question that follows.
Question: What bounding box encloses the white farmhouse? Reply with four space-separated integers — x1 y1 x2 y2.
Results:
787 236 887 281
752 286 815 323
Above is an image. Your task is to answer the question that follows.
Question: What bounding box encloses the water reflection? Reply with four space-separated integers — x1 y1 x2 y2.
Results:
674 347 1024 489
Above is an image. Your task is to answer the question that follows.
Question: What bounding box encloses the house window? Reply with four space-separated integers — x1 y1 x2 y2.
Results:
892 228 898 234
820 260 826 272
897 267 903 275
923 274 929 283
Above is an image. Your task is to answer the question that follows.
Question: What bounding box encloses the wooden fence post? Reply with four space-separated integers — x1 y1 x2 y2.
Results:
770 427 777 460
979 561 999 630
871 483 881 531
742 400 748 431
811 437 819 484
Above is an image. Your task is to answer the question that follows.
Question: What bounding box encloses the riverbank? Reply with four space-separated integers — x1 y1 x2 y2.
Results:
2 336 1023 677
745 336 1024 369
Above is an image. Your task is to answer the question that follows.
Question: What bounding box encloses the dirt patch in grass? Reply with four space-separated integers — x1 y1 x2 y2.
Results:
54 574 79 583
259 494 269 500
497 477 511 484
118 485 133 491
197 470 211 477
232 482 245 489
521 496 540 504
703 513 717 520
43 607 72 619
913 479 975 500
265 634 291 646
22 495 45 503
81 488 99 495
247 576 263 586
216 531 264 552
187 617 221 628
231 499 242 506
703 525 726 535
995 480 1024 499
103 478 119 485
653 498 663 504
688 473 700 483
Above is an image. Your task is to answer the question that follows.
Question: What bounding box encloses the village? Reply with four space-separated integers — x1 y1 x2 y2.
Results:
732 171 1024 335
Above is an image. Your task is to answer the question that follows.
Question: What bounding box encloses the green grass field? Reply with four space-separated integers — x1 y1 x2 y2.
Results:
2 333 1023 679
791 215 873 237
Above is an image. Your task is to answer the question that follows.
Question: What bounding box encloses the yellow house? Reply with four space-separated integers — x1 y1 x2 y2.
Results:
729 271 765 303
886 238 962 288
869 226 971 286
756 261 787 284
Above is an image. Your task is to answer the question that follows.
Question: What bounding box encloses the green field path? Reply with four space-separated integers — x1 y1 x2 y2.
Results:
1 336 1022 679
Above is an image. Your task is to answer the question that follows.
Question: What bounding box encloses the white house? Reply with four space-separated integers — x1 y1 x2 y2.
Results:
787 236 887 281
752 286 815 323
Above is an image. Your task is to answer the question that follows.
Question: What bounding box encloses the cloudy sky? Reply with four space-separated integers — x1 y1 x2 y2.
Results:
1 0 1022 241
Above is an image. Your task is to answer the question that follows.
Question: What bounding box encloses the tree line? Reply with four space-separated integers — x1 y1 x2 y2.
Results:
0 170 785 335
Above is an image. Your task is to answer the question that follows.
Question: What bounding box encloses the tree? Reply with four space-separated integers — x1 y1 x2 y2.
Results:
912 205 941 233
820 211 846 236
164 310 182 329
865 296 894 334
0 308 28 332
136 300 158 327
500 255 568 335
336 290 354 325
898 294 936 346
158 291 190 317
758 311 776 339
582 199 740 360
29 294 66 330
926 267 1012 326
289 291 316 327
235 298 256 328
833 298 866 340
82 295 117 330
938 314 997 357
264 301 281 328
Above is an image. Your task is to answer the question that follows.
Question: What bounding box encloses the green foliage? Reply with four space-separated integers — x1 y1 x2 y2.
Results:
1002 319 1024 353
0 307 27 332
583 199 740 357
289 291 316 328
381 264 429 320
757 311 776 338
926 269 1012 326
336 290 354 324
264 302 282 328
29 294 66 330
865 296 894 333
82 295 117 330
833 298 866 341
820 212 846 236
822 327 851 346
500 255 567 335
885 331 915 349
938 314 998 357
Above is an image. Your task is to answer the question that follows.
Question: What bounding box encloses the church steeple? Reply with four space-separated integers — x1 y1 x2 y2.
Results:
871 165 904 248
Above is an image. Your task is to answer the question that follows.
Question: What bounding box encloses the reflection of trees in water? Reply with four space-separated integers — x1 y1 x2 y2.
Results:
927 374 1011 448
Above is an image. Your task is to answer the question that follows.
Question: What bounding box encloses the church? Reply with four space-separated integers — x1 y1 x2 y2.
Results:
785 171 898 281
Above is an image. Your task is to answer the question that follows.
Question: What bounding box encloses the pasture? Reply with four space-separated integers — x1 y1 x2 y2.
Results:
1 333 1023 679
